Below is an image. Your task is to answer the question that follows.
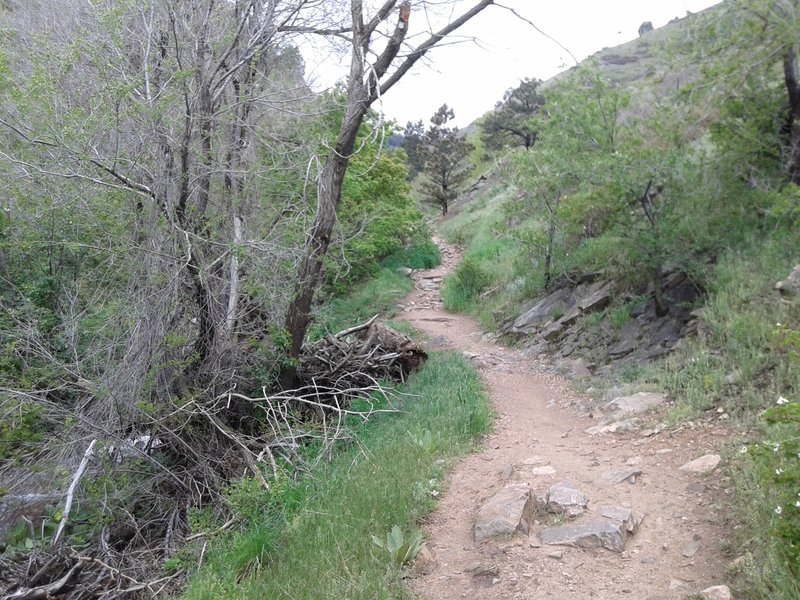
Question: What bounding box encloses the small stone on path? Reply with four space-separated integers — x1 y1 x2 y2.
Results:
681 540 700 558
679 454 721 473
530 465 557 476
700 584 732 600
602 468 643 485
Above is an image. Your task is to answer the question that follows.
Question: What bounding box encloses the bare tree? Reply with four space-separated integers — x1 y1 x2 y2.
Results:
284 0 495 358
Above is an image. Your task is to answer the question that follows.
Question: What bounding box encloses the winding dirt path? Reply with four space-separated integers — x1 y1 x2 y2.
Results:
399 239 731 600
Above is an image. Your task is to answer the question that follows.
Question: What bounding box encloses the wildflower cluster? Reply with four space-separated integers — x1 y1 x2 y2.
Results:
748 394 800 568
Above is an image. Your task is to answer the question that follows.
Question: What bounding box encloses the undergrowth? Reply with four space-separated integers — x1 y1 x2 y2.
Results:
182 351 492 600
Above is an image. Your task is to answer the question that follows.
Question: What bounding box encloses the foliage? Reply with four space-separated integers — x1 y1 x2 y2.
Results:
399 120 426 178
480 78 544 151
182 351 492 599
419 104 474 216
371 525 426 566
329 120 425 293
310 268 413 341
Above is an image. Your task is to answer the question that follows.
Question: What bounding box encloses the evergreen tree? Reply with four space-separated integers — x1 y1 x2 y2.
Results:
420 105 474 216
481 78 544 151
400 120 426 178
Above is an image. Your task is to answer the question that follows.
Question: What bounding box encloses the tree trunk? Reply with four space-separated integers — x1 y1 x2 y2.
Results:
783 47 800 185
284 0 493 360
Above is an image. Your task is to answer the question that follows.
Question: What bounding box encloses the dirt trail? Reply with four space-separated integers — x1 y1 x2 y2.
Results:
399 239 731 600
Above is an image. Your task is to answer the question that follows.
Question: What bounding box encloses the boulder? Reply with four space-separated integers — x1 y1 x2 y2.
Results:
608 320 642 357
679 454 721 474
539 481 588 517
700 585 732 600
775 265 800 297
554 357 593 379
638 21 654 36
474 484 533 542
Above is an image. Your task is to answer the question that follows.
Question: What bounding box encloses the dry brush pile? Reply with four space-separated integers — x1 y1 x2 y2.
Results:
0 319 426 600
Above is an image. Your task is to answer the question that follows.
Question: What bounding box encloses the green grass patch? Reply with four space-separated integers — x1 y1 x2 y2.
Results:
380 238 441 271
182 351 493 600
311 268 414 340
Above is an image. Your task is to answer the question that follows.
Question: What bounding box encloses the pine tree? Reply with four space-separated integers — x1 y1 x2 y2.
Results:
420 105 474 216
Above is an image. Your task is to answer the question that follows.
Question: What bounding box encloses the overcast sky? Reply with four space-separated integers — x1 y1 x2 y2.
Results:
304 0 722 128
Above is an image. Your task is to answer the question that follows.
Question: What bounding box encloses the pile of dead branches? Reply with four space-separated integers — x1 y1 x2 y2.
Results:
0 318 428 600
298 315 427 390
0 549 183 600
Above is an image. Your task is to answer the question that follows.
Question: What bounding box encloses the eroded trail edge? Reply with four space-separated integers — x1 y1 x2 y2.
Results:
399 238 730 600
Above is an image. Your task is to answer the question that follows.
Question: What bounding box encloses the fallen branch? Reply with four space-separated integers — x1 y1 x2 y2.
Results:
2 557 88 600
52 439 97 548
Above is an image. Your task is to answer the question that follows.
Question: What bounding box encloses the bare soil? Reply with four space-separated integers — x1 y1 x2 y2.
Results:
399 239 732 600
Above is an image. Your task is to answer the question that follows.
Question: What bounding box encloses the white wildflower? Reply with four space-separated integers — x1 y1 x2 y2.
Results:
776 468 784 475
775 506 783 515
740 446 748 454
777 396 789 405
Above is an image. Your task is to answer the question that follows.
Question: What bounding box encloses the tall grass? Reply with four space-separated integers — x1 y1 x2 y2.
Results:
182 352 492 600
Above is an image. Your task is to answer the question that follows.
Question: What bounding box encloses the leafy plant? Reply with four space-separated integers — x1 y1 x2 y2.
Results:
371 525 426 566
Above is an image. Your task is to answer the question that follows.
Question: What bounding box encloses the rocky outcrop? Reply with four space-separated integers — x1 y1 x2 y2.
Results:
502 266 703 370
775 265 800 297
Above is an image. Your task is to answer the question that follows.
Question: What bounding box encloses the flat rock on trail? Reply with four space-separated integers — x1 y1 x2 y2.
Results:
398 239 731 600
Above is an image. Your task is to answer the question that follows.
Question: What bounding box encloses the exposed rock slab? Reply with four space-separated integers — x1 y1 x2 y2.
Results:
585 418 639 436
474 484 533 542
539 481 588 517
512 287 573 332
538 505 643 553
603 392 666 422
679 454 721 473
577 281 612 313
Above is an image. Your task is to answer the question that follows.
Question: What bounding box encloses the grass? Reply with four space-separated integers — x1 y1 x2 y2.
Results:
182 351 493 600
311 236 441 339
310 268 414 340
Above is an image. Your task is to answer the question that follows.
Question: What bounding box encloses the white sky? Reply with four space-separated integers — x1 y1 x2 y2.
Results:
303 0 722 128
